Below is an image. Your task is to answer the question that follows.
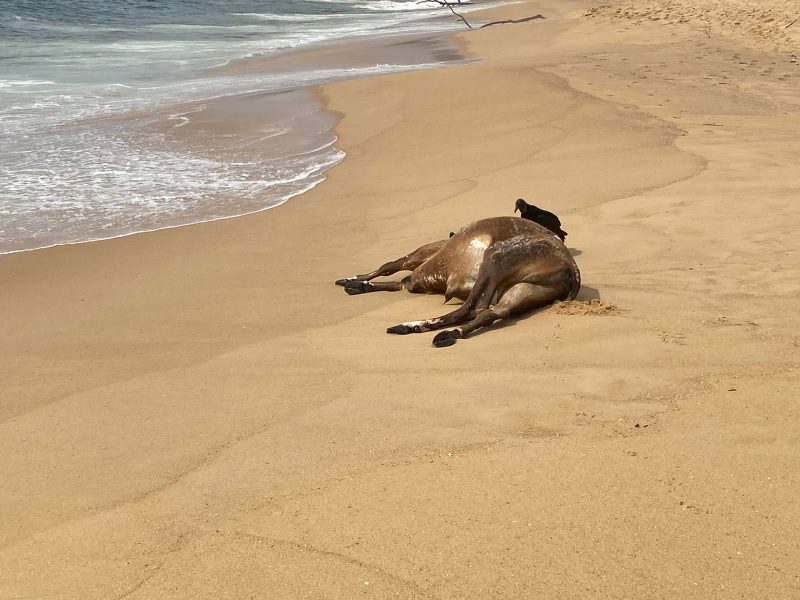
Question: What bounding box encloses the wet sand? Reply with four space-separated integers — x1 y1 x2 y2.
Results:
1 0 799 597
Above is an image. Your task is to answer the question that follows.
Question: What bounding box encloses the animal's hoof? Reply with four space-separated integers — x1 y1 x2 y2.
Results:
335 277 358 287
432 329 461 348
386 324 412 335
344 280 369 295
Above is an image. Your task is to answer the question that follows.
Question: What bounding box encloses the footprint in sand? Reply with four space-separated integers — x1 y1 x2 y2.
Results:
710 316 760 328
659 331 688 344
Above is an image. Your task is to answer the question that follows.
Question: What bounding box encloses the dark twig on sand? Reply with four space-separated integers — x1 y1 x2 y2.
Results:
418 1 546 30
418 0 474 29
785 17 799 29
480 14 545 28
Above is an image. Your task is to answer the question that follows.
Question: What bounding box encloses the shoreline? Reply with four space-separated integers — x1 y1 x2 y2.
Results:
0 28 469 257
3 0 800 597
1 85 341 257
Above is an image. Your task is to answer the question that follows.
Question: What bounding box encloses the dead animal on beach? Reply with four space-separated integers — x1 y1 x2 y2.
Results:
514 198 568 242
335 216 580 347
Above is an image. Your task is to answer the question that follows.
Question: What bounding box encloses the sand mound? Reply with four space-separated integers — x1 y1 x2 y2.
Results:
553 299 626 316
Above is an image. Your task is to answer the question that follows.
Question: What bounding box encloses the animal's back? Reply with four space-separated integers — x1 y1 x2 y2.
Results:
454 216 558 242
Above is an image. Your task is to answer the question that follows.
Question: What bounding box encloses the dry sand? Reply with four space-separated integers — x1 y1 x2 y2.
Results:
2 0 799 597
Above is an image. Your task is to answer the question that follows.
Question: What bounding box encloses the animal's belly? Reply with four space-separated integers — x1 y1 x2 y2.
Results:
444 235 491 300
454 235 491 280
411 234 495 298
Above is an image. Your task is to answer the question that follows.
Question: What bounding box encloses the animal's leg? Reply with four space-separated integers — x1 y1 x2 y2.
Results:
342 276 412 296
385 270 498 334
335 240 446 287
385 302 477 334
432 282 564 347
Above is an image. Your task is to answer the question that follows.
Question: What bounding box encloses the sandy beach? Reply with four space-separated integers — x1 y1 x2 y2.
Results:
2 0 799 597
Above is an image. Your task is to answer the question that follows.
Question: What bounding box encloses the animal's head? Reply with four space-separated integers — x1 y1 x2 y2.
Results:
514 198 527 214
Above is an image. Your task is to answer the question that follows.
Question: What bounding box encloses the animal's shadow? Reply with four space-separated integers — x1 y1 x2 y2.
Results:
575 284 599 301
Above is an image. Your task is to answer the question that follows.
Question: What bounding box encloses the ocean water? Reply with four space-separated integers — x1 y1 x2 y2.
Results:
0 0 495 254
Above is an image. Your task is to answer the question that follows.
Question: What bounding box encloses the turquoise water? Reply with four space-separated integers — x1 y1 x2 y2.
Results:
0 0 494 254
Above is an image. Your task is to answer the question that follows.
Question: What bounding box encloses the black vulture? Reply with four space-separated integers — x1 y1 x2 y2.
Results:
514 198 568 242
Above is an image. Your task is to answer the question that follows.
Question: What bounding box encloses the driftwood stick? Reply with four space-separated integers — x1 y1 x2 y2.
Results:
785 17 799 29
418 1 546 31
480 14 545 28
417 0 474 29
